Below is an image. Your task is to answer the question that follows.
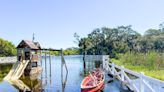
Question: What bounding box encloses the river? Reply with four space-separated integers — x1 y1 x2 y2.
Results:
0 55 127 92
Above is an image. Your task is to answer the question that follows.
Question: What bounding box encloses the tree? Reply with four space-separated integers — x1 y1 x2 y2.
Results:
144 29 161 37
0 38 16 56
159 22 164 32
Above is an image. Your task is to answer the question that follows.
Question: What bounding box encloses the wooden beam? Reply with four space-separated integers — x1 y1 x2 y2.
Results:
31 48 61 51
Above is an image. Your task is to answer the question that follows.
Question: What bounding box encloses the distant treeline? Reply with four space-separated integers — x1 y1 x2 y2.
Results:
0 37 79 56
49 47 79 55
74 22 164 57
0 38 16 57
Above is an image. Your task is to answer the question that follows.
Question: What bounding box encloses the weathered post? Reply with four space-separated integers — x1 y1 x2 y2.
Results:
111 63 115 75
61 49 63 87
45 52 47 78
102 55 106 70
40 50 43 81
121 66 125 81
140 72 144 92
40 50 42 66
61 48 68 80
83 51 86 74
49 51 51 77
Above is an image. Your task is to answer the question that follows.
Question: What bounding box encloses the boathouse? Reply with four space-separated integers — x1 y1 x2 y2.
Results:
17 40 42 75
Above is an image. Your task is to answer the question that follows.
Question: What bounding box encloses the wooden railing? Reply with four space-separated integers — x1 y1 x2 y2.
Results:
102 57 164 92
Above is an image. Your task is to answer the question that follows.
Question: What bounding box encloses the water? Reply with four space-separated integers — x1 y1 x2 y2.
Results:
0 55 124 92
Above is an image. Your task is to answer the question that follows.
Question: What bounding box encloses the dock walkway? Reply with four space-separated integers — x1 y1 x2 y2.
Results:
102 56 164 92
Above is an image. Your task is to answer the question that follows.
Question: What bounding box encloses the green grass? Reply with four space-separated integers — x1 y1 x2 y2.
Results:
111 55 164 81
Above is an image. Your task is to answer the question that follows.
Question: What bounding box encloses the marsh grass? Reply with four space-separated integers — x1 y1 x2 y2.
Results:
112 51 164 80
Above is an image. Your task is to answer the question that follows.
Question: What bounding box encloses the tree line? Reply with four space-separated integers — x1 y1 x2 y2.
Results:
74 22 164 57
49 47 79 55
0 37 79 56
0 38 16 57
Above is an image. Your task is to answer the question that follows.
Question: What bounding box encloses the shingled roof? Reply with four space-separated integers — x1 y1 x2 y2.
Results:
17 40 41 49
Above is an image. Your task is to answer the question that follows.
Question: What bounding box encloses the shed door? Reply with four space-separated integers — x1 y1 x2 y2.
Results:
25 52 30 60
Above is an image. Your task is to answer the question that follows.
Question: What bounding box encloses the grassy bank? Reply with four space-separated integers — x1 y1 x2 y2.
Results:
112 51 164 80
0 64 12 82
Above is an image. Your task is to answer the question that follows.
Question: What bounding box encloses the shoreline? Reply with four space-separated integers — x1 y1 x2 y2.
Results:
0 56 16 64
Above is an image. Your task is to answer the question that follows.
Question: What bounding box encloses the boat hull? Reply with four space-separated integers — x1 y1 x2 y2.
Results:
81 69 105 92
81 82 104 92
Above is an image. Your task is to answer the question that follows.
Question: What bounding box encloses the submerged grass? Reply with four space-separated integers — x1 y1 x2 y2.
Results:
111 52 164 81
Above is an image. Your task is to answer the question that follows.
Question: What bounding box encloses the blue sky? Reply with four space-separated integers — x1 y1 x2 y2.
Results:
0 0 164 49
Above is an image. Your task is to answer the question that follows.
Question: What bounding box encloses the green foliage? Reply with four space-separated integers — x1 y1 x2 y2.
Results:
76 25 141 56
112 52 164 80
0 64 12 81
49 51 60 56
75 23 164 57
144 29 161 37
74 22 164 80
63 47 79 55
0 38 16 57
48 47 79 56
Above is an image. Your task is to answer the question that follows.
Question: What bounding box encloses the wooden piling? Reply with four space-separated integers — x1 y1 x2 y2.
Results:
83 51 86 74
40 50 42 67
45 52 47 78
61 49 63 84
49 51 51 77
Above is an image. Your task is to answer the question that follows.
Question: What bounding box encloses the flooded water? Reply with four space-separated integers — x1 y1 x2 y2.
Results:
0 55 126 92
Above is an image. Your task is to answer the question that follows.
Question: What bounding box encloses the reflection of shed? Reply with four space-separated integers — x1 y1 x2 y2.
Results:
17 40 41 69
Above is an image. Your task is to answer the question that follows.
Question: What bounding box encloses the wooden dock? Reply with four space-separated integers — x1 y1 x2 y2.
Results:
102 56 164 92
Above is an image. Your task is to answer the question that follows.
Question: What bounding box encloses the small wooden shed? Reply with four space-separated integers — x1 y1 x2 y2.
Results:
17 40 41 69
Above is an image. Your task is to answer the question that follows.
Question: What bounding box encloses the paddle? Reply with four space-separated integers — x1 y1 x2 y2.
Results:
89 72 97 85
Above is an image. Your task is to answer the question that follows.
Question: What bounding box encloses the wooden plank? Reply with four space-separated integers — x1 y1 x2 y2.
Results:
31 48 61 51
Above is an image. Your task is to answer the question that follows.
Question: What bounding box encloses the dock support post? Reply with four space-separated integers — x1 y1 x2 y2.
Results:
121 66 125 81
49 51 52 86
45 52 47 79
111 63 115 75
49 51 51 77
61 49 68 73
102 56 106 71
83 51 86 74
40 50 42 67
140 72 144 92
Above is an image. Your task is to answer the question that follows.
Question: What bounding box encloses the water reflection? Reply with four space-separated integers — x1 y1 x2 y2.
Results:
61 70 68 92
0 64 12 82
0 56 122 92
6 76 42 92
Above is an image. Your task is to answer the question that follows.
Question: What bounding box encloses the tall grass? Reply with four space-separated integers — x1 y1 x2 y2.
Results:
112 51 164 80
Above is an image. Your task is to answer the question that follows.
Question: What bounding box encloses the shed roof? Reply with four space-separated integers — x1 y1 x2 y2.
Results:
17 40 41 49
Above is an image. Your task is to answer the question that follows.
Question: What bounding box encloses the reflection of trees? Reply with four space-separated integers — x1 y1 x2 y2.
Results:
0 64 12 82
20 77 42 92
8 77 42 92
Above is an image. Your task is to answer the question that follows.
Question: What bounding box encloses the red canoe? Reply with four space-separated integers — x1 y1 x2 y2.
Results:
81 69 105 92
